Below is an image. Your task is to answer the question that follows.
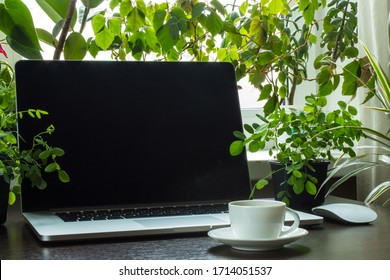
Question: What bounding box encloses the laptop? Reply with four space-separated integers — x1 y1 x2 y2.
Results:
15 60 322 242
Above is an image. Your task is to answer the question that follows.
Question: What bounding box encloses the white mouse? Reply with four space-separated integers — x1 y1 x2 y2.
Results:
312 203 377 224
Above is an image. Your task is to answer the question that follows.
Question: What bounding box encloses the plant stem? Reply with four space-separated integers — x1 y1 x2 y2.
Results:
288 67 298 105
53 0 77 60
331 0 350 66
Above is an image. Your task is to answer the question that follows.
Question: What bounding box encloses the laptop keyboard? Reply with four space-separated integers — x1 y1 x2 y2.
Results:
55 204 229 222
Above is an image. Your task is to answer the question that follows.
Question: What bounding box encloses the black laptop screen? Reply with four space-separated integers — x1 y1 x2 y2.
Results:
15 61 251 211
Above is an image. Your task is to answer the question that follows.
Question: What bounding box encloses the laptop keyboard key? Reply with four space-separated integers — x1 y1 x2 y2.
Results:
55 203 228 222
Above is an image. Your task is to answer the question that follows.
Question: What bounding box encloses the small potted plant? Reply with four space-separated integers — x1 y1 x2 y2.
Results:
0 44 69 224
229 93 365 209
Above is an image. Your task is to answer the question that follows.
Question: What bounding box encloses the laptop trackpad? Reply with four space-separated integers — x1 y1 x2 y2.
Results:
135 216 227 229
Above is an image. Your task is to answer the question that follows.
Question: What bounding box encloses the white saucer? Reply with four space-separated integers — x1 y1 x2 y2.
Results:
208 226 308 251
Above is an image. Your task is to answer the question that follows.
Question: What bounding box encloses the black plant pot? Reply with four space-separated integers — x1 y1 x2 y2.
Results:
0 179 9 224
269 160 330 210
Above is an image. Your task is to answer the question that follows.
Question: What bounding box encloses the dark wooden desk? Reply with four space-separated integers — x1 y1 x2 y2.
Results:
1 197 389 260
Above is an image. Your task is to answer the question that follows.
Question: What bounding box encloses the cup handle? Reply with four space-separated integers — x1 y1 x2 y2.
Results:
279 207 300 237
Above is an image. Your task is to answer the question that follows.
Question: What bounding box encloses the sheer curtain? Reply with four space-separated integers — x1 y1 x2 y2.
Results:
357 0 390 205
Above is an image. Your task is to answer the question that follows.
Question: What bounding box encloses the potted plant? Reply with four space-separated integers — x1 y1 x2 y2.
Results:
2 0 359 111
229 92 364 208
0 45 69 224
319 42 390 206
1 0 365 209
83 0 363 208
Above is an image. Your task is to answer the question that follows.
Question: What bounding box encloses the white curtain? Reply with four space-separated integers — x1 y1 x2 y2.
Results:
357 0 390 205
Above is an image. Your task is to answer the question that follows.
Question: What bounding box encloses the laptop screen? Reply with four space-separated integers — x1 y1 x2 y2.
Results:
15 61 251 212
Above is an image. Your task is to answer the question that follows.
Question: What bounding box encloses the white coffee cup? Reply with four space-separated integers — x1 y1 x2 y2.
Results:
229 200 300 240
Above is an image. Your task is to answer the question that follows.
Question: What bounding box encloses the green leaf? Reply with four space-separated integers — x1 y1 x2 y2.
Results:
135 0 147 14
44 162 59 173
348 105 358 116
258 51 275 65
323 15 333 33
259 84 273 100
343 47 359 58
36 0 77 28
305 180 317 195
88 40 99 57
39 150 51 160
308 33 317 44
249 71 265 88
156 15 186 54
333 74 340 90
170 7 186 20
81 0 104 9
217 48 227 61
177 18 187 34
239 0 249 15
268 0 285 14
244 123 254 134
319 80 333 96
292 178 305 194
263 94 278 116
119 0 132 17
211 0 226 15
27 109 36 118
279 86 287 98
153 9 166 32
92 14 106 33
230 140 244 156
281 196 290 206
362 42 390 109
108 17 122 35
8 190 16 205
127 7 145 32
233 131 246 140
64 32 87 59
298 0 310 11
6 37 42 59
342 60 361 95
256 179 269 190
95 27 114 50
36 28 57 47
58 170 70 183
145 27 159 50
51 147 65 157
205 11 223 36
317 68 331 84
299 0 319 25
192 2 205 19
52 19 65 38
249 16 261 35
36 179 48 190
0 0 42 58
156 24 175 53
293 170 302 178
317 96 327 107
249 141 260 152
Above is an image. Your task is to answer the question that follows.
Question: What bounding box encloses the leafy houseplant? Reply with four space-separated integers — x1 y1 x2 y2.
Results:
1 0 360 111
0 45 69 224
320 42 390 206
0 0 364 207
223 0 362 207
230 93 364 207
4 0 345 109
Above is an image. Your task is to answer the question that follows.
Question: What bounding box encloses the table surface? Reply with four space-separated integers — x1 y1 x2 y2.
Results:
1 196 389 260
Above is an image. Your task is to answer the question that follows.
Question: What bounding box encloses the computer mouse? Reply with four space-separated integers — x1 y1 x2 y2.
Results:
312 203 377 224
